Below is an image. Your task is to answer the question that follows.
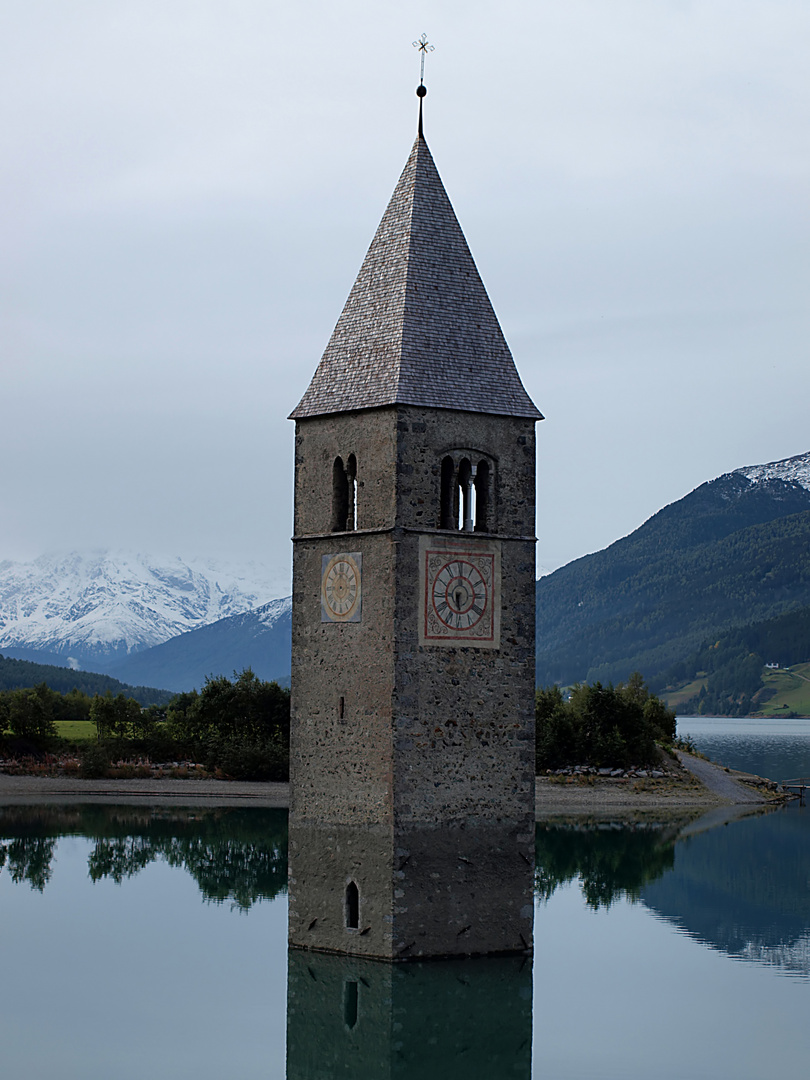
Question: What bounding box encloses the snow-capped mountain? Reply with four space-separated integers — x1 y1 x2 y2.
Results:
0 550 288 671
735 450 810 491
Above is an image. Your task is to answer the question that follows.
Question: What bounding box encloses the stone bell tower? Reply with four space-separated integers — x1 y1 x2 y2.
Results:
287 85 542 960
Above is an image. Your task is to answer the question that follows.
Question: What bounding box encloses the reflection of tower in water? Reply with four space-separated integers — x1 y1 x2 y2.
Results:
286 950 533 1079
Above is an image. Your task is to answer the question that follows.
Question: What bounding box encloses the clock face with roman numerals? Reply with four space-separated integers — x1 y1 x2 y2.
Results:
420 543 500 647
321 552 362 623
431 559 488 631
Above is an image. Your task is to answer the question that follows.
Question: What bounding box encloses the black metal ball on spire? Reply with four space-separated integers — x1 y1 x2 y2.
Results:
412 34 433 138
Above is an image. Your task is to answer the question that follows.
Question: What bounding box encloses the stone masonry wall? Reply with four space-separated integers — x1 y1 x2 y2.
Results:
290 410 400 825
290 404 536 957
292 407 397 537
288 822 395 958
391 405 537 828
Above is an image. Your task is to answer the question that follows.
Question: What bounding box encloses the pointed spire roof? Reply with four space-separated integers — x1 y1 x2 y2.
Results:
290 134 542 421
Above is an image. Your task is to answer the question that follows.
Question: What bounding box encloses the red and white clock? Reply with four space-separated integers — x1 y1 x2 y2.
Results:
420 540 501 647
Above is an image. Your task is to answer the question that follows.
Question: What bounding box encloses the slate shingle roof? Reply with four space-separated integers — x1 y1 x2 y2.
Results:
290 134 542 421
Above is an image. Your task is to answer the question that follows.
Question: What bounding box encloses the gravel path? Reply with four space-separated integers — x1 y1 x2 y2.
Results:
674 751 765 804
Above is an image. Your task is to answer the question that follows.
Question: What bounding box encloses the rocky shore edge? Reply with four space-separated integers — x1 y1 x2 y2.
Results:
533 749 789 818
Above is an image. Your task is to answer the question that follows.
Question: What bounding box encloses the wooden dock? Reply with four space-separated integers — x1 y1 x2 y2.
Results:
782 777 809 804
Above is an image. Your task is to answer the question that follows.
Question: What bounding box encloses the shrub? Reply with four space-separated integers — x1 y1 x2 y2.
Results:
204 733 289 782
79 743 112 779
140 728 181 763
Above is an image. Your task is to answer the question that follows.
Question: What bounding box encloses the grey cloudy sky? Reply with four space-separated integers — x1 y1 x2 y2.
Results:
2 0 808 590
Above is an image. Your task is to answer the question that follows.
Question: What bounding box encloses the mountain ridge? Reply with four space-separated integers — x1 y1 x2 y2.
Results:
0 550 287 671
536 451 810 687
735 449 810 491
106 597 292 692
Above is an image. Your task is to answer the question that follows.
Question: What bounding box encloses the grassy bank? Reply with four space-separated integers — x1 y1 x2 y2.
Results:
757 662 810 717
54 720 97 742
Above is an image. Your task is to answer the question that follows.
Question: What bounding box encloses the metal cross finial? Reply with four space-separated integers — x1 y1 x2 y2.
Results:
412 33 434 85
412 34 434 137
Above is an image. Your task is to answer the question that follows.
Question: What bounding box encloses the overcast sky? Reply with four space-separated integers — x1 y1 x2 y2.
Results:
2 0 808 593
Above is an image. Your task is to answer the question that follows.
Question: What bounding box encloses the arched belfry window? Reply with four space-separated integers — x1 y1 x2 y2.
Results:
440 456 456 529
474 460 490 532
347 454 358 531
332 455 358 532
458 458 473 531
345 880 359 930
439 452 494 533
332 457 348 532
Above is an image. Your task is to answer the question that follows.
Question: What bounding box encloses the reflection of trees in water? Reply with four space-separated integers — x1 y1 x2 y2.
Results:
0 835 57 892
88 832 287 909
7 805 806 976
535 821 680 909
0 805 287 909
535 808 810 977
2 807 682 909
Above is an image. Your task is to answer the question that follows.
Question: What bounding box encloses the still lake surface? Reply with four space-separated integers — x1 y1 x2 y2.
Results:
1 720 808 1079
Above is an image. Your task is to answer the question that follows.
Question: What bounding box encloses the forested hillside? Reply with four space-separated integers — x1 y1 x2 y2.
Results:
661 605 810 715
536 472 810 687
0 654 173 706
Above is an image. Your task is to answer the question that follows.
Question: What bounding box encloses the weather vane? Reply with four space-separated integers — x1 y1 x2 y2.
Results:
412 33 434 86
412 34 434 136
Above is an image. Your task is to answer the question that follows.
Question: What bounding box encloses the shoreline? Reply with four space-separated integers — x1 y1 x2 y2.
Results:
0 774 291 809
0 752 789 816
533 748 786 819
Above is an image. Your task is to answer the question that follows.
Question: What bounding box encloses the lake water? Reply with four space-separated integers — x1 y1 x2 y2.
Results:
1 724 808 1079
678 715 810 781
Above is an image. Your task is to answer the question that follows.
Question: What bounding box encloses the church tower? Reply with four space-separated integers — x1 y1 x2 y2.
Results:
288 87 542 960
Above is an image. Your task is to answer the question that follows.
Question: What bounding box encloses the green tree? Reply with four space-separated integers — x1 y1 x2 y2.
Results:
535 685 580 766
89 692 117 739
165 690 201 743
536 673 675 770
166 670 289 748
7 683 56 741
52 687 93 722
162 670 290 780
89 692 142 739
195 669 289 742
